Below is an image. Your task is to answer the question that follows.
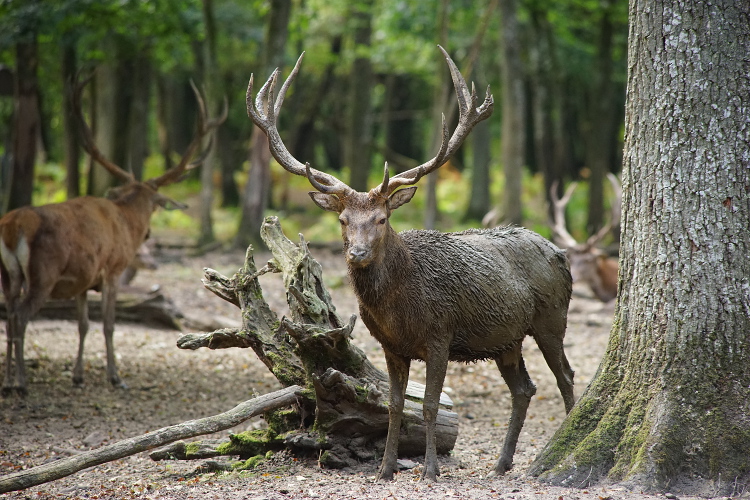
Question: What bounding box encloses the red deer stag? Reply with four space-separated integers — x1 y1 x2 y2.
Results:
550 173 621 302
246 46 575 481
0 78 224 396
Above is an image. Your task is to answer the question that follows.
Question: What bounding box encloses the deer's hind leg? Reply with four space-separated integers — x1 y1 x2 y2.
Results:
531 314 575 413
490 342 536 476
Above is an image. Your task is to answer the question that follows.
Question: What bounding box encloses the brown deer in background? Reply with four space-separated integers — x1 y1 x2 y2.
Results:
247 46 575 481
0 78 225 396
550 173 621 302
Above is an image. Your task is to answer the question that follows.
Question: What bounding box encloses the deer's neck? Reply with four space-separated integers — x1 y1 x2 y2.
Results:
348 229 412 305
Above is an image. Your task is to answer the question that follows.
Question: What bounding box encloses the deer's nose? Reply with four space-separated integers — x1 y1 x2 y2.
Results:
347 246 371 266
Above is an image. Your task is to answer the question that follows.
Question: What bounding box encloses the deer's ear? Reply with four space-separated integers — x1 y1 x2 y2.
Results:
388 187 417 211
309 192 343 213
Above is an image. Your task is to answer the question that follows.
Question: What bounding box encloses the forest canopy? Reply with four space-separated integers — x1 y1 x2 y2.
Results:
0 0 627 244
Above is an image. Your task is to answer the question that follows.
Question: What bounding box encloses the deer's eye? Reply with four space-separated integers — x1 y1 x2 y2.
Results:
339 218 347 226
378 218 387 225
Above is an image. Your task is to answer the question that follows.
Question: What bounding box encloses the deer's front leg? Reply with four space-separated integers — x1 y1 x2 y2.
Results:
72 292 90 386
377 350 410 481
422 347 450 482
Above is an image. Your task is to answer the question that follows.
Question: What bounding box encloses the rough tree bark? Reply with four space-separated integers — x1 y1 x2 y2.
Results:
175 216 458 467
529 1 750 496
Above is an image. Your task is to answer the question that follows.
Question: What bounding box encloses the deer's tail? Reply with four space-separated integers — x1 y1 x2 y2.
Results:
0 230 31 299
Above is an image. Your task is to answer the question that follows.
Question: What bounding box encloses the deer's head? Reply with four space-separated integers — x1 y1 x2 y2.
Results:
74 76 226 221
246 46 493 268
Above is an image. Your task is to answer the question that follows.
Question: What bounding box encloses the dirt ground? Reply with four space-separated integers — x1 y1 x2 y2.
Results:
0 241 711 500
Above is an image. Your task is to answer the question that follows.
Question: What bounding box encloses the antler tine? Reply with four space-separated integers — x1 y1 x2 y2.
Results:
247 53 352 196
550 180 580 248
73 72 135 184
376 45 494 196
149 80 220 188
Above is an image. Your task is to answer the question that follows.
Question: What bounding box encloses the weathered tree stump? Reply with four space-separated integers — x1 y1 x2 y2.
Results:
173 216 458 468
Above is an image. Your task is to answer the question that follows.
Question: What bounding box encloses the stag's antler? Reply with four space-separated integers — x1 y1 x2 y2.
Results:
73 73 135 184
374 45 494 197
246 46 493 197
73 74 226 188
148 81 228 188
246 53 353 196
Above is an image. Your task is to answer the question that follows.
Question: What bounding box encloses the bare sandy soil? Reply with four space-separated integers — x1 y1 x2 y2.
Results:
0 241 710 500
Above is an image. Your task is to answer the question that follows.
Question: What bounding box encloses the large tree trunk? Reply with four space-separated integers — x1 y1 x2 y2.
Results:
178 216 458 467
529 1 750 495
499 0 526 226
8 39 40 211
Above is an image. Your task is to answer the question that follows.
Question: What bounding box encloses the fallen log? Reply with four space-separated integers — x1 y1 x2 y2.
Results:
0 290 183 330
0 385 303 494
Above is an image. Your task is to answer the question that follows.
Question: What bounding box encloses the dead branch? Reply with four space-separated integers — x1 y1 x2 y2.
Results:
0 385 303 494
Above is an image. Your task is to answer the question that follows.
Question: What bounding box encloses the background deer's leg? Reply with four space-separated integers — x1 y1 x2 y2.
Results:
100 279 125 388
422 348 450 481
377 351 410 481
491 342 536 476
72 292 90 386
5 294 47 396
2 313 19 396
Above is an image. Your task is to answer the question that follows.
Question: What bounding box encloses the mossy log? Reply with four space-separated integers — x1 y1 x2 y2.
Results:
173 216 458 468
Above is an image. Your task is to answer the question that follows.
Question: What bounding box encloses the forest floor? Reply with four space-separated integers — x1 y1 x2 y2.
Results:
0 241 723 500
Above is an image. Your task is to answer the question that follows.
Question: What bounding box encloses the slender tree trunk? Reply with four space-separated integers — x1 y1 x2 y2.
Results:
198 0 219 246
499 0 526 226
129 54 151 181
61 38 80 199
344 0 374 192
530 1 750 495
528 4 561 220
584 0 617 235
88 36 135 196
236 0 291 249
8 39 40 211
465 114 491 222
217 123 240 207
424 0 450 230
